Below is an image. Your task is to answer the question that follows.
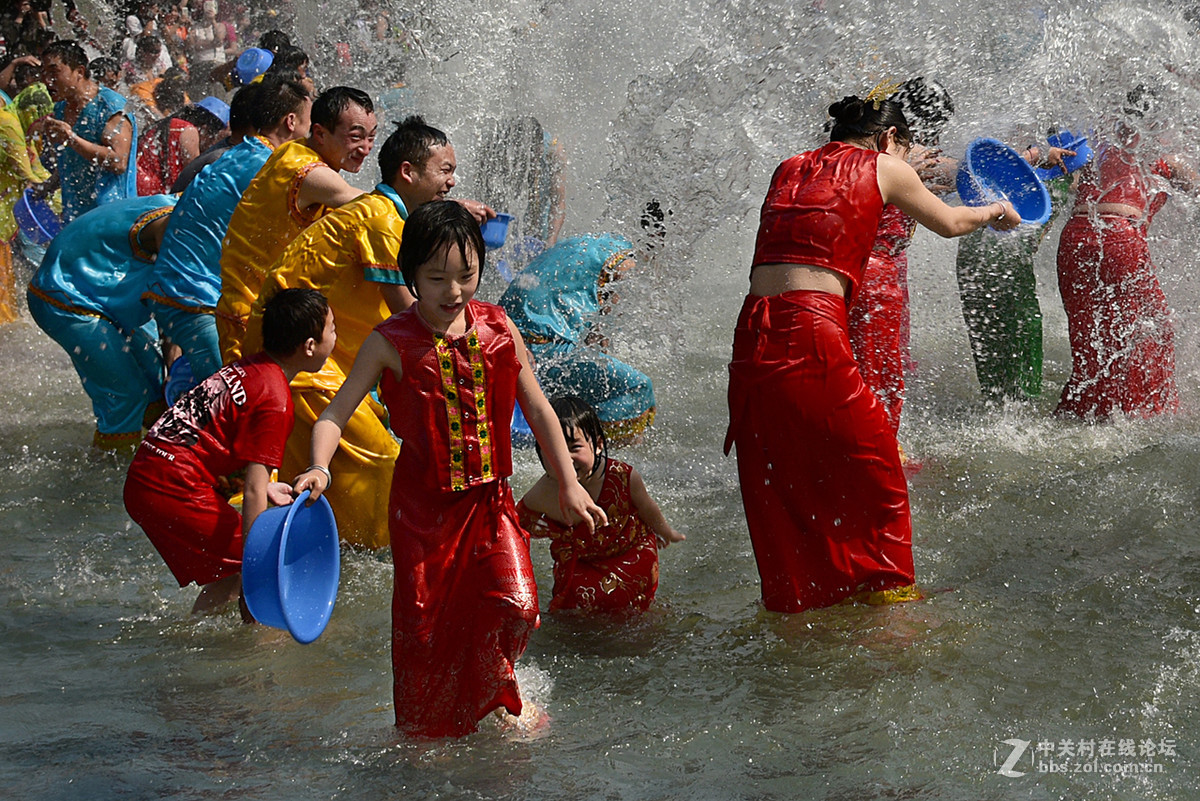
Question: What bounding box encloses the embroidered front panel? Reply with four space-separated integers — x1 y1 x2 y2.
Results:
433 328 495 490
467 329 494 482
434 332 468 490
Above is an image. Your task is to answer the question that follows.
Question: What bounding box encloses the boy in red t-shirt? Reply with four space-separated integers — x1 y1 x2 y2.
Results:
124 288 337 617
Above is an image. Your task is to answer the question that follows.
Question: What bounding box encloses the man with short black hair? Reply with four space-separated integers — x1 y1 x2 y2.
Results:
36 39 136 221
217 85 380 363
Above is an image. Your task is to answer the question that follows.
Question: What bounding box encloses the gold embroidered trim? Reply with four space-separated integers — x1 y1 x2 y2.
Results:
468 329 493 482
27 284 111 323
128 205 174 262
435 331 468 490
435 328 492 490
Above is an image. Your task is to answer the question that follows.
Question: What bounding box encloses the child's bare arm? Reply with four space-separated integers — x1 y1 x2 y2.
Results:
294 331 397 499
518 475 560 518
509 320 607 533
242 462 272 536
629 468 685 547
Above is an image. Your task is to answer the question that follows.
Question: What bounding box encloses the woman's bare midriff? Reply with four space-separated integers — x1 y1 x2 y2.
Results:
749 263 849 298
1072 202 1143 219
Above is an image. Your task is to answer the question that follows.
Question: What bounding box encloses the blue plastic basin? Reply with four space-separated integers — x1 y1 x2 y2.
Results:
956 138 1051 226
1035 130 1093 181
481 213 514 250
14 189 61 245
243 490 340 643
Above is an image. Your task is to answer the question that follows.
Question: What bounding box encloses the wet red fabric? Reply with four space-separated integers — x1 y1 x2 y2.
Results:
518 460 660 613
123 354 292 586
751 142 884 300
376 302 538 737
849 204 916 433
137 118 193 196
1056 214 1177 419
726 291 914 613
1071 142 1170 213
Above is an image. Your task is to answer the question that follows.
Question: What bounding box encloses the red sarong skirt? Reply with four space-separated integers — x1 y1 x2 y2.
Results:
725 290 915 613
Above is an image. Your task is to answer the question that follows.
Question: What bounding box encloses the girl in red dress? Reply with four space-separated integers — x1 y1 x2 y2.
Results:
295 201 605 738
518 395 685 614
727 94 1021 614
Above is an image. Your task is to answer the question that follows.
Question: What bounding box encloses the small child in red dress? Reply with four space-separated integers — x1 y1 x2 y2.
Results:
294 201 606 738
124 288 336 617
518 395 685 613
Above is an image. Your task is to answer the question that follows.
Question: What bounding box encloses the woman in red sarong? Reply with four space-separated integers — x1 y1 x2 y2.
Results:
1055 87 1198 420
726 93 1020 614
295 201 604 738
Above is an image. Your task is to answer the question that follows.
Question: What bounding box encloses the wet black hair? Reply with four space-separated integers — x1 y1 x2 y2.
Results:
257 29 291 54
311 86 374 133
640 199 672 238
891 76 954 146
377 115 450 184
134 33 163 61
1123 82 1159 119
266 44 308 76
152 67 188 115
250 75 311 132
533 395 608 479
398 200 484 299
40 39 88 72
88 56 120 81
12 61 41 88
226 81 259 134
827 95 913 148
175 103 226 136
261 288 329 356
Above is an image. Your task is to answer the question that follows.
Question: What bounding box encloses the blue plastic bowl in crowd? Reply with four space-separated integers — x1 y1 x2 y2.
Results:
194 95 230 127
242 490 340 644
481 213 514 250
1034 130 1093 182
235 47 274 85
14 189 61 245
955 137 1052 226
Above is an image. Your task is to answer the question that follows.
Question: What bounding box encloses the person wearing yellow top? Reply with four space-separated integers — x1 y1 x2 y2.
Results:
248 116 493 549
216 86 378 364
0 90 47 323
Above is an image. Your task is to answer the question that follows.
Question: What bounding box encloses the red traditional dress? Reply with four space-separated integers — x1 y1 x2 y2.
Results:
376 300 539 737
517 459 660 613
123 353 293 586
726 141 916 613
849 203 917 433
1056 137 1176 420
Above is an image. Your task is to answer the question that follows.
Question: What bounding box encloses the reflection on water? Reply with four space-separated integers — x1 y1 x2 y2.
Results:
6 0 1200 797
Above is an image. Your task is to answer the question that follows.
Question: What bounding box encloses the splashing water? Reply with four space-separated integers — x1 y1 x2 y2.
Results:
7 0 1200 797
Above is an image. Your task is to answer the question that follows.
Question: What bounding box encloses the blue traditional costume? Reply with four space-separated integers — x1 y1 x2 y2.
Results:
27 194 176 448
499 234 655 442
145 136 273 388
54 86 137 222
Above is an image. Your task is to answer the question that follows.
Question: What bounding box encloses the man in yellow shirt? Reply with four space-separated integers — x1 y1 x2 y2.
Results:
248 116 492 549
217 86 377 363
